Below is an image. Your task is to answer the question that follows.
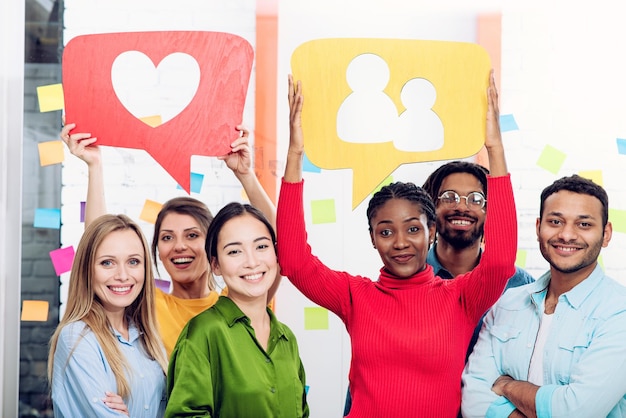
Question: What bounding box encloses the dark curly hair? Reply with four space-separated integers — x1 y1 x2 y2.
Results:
367 182 436 232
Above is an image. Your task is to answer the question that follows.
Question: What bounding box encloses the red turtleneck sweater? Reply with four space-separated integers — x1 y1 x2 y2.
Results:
277 175 517 418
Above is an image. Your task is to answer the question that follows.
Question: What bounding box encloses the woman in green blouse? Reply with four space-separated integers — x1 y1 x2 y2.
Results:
165 202 308 418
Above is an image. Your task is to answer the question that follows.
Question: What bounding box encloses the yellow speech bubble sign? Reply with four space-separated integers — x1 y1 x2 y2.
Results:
291 38 491 208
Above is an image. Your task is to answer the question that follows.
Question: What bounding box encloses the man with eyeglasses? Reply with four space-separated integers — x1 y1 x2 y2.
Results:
421 161 534 359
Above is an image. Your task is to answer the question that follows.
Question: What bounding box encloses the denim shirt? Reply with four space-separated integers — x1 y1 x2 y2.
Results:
462 264 626 418
52 320 166 417
427 244 534 358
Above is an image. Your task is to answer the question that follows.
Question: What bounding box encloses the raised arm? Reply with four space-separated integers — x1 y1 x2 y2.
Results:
284 74 304 183
485 70 507 177
61 123 107 228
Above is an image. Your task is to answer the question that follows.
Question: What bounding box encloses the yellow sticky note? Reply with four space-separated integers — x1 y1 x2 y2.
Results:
139 115 162 128
311 199 336 224
304 307 329 330
536 145 566 175
578 170 603 186
241 188 248 201
36 83 65 112
598 255 604 270
609 208 626 233
139 199 163 224
21 300 49 321
515 249 527 268
38 140 65 166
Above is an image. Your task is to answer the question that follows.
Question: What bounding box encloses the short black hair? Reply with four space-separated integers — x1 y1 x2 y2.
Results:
422 161 489 203
540 175 609 227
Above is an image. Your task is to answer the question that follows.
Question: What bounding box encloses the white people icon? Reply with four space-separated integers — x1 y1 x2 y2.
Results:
336 53 444 152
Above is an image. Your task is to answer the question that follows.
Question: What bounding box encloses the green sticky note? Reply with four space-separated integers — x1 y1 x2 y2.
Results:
598 255 604 270
372 175 394 196
37 83 65 112
515 249 527 268
304 307 329 330
609 208 626 233
578 170 603 186
311 199 336 224
537 145 566 174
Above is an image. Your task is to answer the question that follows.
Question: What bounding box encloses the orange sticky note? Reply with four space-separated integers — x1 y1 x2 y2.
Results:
36 83 65 112
139 115 162 128
21 300 49 321
139 199 163 224
38 140 65 166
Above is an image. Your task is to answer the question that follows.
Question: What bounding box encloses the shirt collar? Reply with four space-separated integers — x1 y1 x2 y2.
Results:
427 243 484 280
529 263 605 309
215 296 289 341
112 320 140 345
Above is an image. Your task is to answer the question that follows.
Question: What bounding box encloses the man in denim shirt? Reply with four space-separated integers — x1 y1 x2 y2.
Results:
462 175 626 417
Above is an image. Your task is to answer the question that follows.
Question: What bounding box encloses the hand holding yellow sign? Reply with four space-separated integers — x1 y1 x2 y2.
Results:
291 38 491 208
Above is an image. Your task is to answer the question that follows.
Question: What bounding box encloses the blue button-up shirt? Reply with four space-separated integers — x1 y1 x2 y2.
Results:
462 264 626 417
51 320 166 417
427 244 534 358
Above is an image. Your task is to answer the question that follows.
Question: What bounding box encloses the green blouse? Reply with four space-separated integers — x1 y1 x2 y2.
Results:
165 296 309 417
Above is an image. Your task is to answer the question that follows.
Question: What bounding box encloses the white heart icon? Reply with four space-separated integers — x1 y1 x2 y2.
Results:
111 51 200 127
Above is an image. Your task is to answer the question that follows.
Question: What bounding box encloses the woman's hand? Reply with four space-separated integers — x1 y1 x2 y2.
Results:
60 123 101 166
288 74 304 157
218 125 252 177
103 391 129 416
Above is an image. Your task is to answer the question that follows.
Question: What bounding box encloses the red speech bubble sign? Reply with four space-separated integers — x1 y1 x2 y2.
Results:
62 31 254 192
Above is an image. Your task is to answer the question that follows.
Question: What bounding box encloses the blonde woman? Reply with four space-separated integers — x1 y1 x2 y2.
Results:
48 214 168 417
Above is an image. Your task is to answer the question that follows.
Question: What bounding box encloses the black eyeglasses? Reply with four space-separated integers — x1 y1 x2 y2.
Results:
437 190 486 210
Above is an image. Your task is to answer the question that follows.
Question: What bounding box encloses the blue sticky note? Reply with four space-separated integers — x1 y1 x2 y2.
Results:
177 172 204 193
305 385 310 395
499 114 519 132
34 208 61 229
616 138 626 155
303 152 321 173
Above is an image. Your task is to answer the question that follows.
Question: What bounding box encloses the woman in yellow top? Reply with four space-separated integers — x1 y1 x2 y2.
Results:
60 123 278 355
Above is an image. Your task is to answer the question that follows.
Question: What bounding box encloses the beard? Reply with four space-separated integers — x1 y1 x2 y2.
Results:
540 237 603 274
436 217 484 250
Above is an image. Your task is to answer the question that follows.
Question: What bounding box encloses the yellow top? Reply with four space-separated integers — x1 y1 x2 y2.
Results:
155 288 220 356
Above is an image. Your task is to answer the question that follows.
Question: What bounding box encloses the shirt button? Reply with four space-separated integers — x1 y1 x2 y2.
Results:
270 387 276 393
92 397 99 403
265 358 271 363
144 404 149 410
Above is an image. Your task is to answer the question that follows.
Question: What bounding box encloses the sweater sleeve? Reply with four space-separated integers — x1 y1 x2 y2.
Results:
458 174 517 323
277 179 354 321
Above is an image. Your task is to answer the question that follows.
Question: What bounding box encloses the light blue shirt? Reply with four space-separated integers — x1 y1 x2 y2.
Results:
52 320 166 417
462 264 626 418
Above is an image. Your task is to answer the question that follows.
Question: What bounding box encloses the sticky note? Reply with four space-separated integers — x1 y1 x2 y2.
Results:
598 255 604 270
578 170 603 186
499 114 519 132
21 300 49 322
515 249 527 268
177 172 204 193
303 153 321 173
311 199 336 224
38 140 65 166
305 385 310 395
139 115 162 128
241 188 248 201
50 246 75 276
139 199 163 224
155 279 171 293
536 145 566 175
34 208 61 229
372 175 394 196
609 208 626 233
80 201 86 222
616 138 626 155
36 83 65 112
304 306 329 330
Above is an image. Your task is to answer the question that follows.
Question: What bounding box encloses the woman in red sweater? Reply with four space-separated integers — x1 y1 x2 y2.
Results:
277 73 517 417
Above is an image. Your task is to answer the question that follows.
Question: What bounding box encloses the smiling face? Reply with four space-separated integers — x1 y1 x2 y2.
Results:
435 172 485 249
93 229 145 318
157 212 209 286
537 190 611 283
369 198 436 278
211 213 277 302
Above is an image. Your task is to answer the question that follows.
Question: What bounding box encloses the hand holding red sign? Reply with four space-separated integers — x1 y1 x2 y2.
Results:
62 31 254 193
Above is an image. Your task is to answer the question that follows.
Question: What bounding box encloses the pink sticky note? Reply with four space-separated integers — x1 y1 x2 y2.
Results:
50 246 75 276
155 278 171 293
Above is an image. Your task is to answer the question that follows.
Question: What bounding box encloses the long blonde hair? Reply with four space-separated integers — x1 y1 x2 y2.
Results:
48 214 168 400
